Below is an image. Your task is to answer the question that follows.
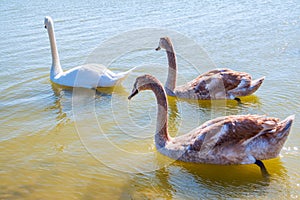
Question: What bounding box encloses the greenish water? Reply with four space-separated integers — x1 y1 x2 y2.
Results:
1 0 299 199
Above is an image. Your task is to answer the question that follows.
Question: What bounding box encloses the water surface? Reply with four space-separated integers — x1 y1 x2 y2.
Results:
1 0 299 199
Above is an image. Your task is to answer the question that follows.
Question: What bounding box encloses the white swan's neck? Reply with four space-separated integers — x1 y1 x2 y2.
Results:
165 50 177 92
151 83 170 148
46 22 63 77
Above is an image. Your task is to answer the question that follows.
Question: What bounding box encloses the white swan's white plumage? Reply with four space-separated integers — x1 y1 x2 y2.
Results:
51 63 136 88
44 16 135 88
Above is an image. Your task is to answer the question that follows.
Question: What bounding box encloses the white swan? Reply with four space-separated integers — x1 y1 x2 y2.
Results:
44 16 135 88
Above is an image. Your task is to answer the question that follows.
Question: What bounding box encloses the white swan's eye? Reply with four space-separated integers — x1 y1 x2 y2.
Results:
44 25 47 29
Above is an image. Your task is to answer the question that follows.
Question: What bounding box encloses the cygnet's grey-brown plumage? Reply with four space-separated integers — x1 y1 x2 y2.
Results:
156 37 265 100
128 74 294 175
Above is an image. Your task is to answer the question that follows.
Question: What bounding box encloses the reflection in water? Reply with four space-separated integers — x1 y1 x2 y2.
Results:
168 158 287 199
172 94 261 113
119 168 175 199
48 83 128 126
47 83 73 127
120 156 288 199
95 84 129 99
167 96 181 137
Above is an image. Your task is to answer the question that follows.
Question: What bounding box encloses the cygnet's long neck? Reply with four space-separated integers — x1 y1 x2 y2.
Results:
165 48 177 92
149 82 171 148
47 22 62 77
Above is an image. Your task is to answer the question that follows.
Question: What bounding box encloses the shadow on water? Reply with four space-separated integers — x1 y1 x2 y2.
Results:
119 157 288 199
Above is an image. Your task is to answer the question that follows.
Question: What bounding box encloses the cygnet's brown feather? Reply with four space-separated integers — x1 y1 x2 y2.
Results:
156 37 264 100
129 74 294 166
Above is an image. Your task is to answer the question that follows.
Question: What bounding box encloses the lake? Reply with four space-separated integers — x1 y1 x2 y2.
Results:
1 0 299 199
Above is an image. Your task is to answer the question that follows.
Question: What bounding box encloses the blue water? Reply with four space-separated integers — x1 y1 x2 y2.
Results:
1 0 300 199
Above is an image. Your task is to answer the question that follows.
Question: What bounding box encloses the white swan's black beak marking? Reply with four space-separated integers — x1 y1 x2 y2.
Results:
128 89 139 100
44 25 47 29
155 46 161 51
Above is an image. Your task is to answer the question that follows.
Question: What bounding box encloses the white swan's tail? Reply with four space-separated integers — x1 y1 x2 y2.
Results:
113 67 137 85
96 66 137 87
115 67 137 79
